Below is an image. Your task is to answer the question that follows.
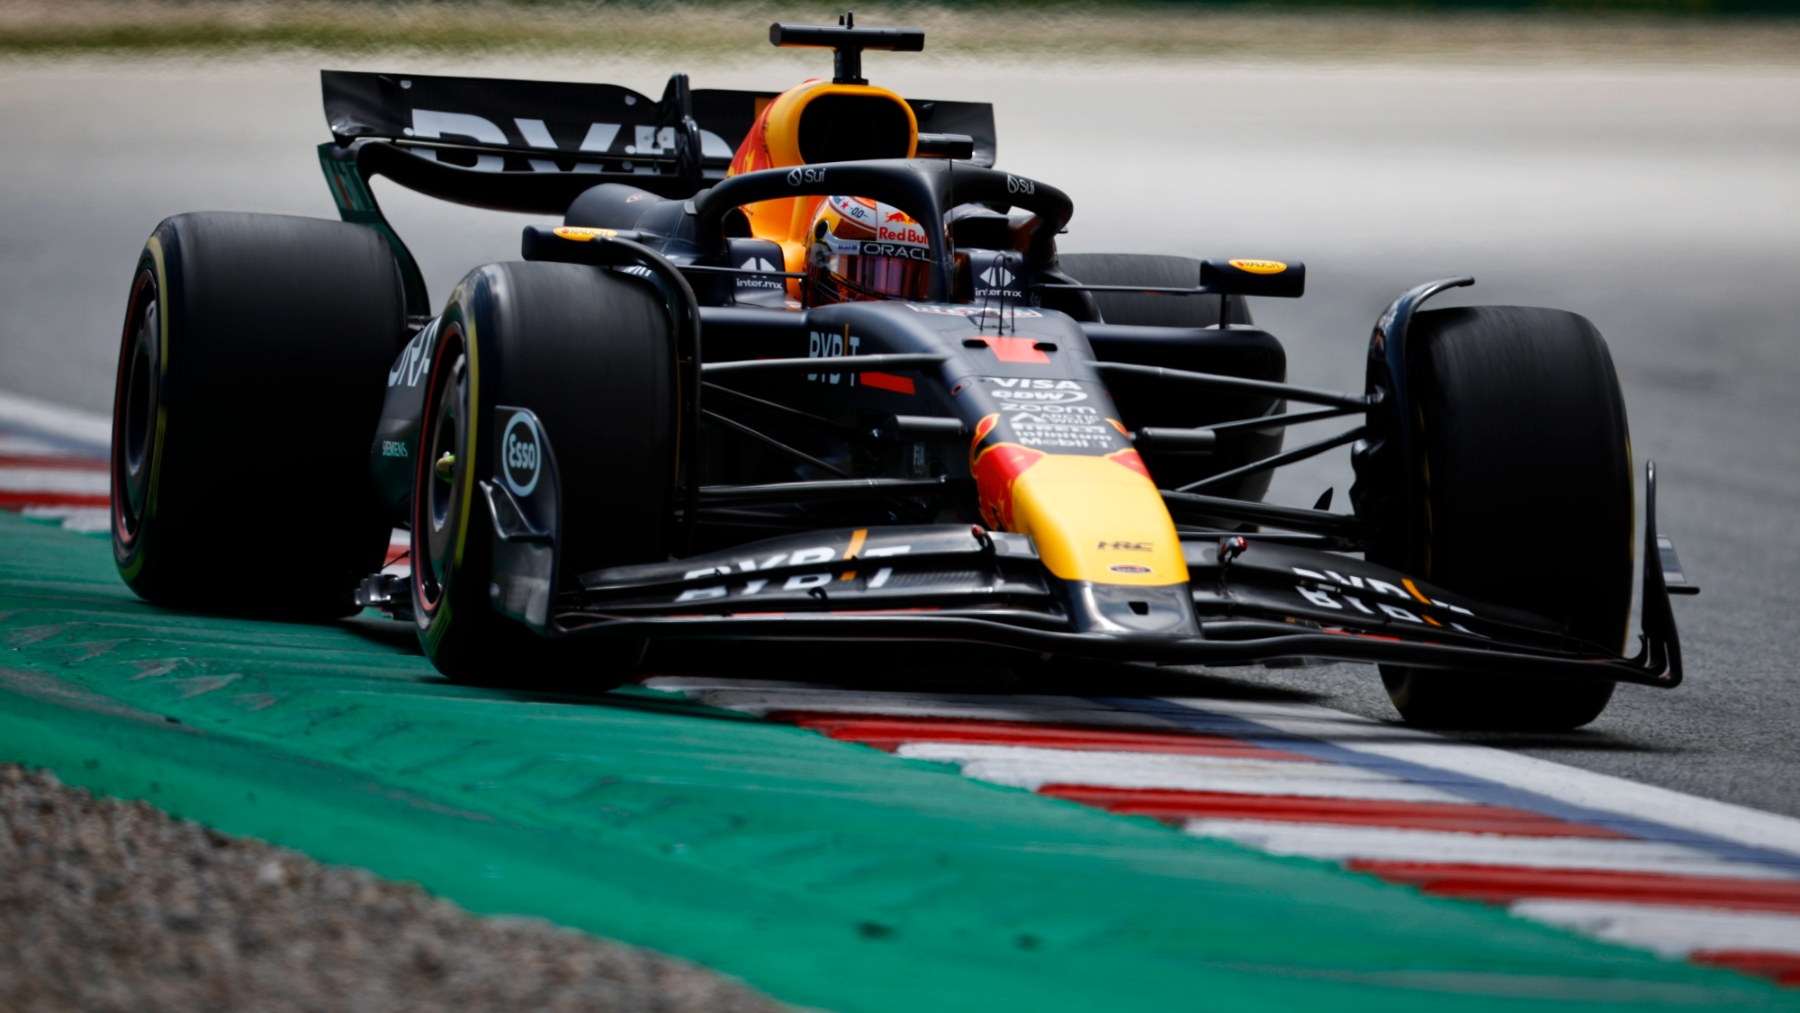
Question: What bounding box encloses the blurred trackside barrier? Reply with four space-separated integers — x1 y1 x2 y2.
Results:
1 0 1797 61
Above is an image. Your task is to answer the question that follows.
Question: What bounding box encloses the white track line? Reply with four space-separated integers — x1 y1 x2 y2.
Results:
1181 819 1790 879
896 741 1441 797
0 468 109 493
0 434 71 456
1511 901 1800 957
642 676 857 693
0 393 111 532
0 389 109 455
20 506 110 533
676 687 1178 728
892 743 1478 802
1166 696 1800 863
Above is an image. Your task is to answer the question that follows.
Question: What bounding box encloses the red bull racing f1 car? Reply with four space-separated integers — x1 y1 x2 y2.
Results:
109 16 1697 729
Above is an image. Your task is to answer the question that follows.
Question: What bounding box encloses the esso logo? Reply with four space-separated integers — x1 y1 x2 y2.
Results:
501 410 541 497
1108 563 1153 575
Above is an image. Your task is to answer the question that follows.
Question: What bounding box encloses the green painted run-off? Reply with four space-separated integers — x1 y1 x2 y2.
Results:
0 511 1791 1011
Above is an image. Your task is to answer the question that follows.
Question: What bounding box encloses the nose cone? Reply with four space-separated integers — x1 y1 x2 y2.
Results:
1003 453 1188 587
1065 581 1202 636
981 449 1199 637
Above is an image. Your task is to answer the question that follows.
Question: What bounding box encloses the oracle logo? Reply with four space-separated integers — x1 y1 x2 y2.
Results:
861 243 932 261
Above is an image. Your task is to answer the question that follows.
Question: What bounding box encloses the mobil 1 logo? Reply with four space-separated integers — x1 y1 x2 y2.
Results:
499 409 542 497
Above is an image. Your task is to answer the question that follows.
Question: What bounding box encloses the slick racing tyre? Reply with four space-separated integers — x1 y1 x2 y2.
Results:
111 213 403 616
1374 306 1634 730
1056 253 1250 328
411 262 675 691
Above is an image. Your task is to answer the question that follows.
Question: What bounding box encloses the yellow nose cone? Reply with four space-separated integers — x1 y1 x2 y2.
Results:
1006 455 1188 586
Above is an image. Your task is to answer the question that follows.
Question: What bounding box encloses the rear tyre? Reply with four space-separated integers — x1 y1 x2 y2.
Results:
1374 306 1633 730
1056 253 1250 328
411 262 676 691
111 213 402 617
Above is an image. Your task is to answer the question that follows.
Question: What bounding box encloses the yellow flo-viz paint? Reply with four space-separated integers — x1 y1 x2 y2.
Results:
1228 259 1287 275
1003 455 1188 587
553 226 617 241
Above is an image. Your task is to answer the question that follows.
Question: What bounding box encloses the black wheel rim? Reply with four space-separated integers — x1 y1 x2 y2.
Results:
114 272 159 543
415 331 468 612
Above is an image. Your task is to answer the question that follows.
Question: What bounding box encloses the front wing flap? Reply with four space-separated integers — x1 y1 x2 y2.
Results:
573 524 1056 620
547 517 1679 688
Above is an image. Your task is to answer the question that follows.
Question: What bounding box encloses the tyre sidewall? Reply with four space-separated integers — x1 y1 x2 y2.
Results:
1379 306 1633 730
109 213 403 615
113 236 176 595
411 264 667 686
412 279 490 670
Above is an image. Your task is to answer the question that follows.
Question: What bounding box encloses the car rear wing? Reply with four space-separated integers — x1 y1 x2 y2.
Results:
320 69 996 208
318 69 995 318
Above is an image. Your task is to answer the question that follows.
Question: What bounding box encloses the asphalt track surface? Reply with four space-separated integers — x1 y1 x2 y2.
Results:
3 50 1800 994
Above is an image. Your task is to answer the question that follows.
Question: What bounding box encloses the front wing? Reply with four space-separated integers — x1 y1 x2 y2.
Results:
548 514 1683 690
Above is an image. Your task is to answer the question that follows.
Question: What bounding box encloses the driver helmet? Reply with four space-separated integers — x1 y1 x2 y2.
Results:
805 195 935 307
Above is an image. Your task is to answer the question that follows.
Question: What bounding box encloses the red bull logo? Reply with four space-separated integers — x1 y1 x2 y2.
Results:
973 413 1000 445
970 414 1045 531
876 223 929 245
965 415 1190 586
972 443 1046 531
1106 447 1153 480
969 418 1163 531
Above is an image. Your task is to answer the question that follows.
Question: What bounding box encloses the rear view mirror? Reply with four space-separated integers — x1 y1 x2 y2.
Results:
1201 259 1305 298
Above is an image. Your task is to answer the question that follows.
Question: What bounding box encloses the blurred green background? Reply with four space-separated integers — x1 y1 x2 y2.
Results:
2 0 1795 61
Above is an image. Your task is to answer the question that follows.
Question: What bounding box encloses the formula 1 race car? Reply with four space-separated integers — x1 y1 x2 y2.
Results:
109 16 1696 729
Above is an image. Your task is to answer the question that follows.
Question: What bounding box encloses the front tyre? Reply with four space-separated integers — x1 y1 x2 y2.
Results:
1374 306 1634 730
411 262 676 690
